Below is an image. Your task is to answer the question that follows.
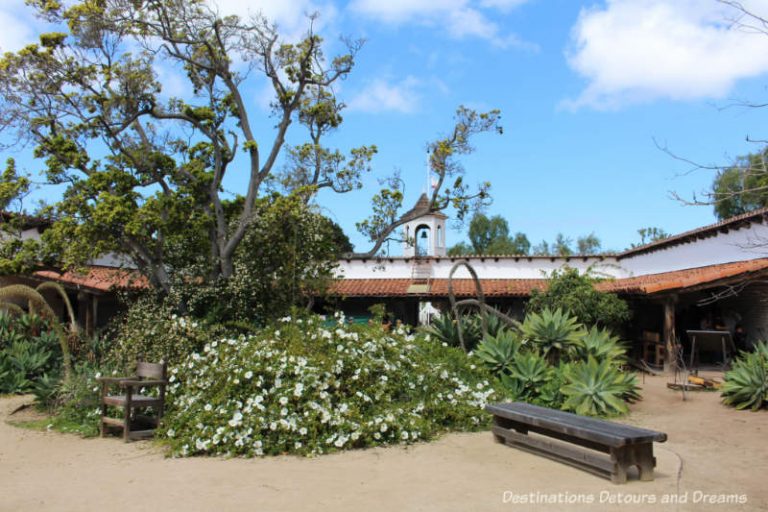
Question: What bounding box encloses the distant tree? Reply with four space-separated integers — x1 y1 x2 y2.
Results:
447 241 473 256
468 213 509 253
711 153 768 220
553 233 573 256
576 233 601 255
510 232 532 255
447 213 531 255
532 240 550 256
632 227 670 248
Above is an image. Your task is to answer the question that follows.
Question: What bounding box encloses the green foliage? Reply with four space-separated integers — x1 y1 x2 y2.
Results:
711 151 768 220
560 357 637 416
632 227 670 248
498 351 551 402
526 267 631 330
473 330 520 375
106 295 223 368
46 361 104 437
520 308 584 364
0 0 361 291
448 212 531 256
424 314 481 351
574 326 628 363
356 107 501 256
169 194 342 324
474 308 638 416
160 314 497 457
721 342 768 411
0 312 62 394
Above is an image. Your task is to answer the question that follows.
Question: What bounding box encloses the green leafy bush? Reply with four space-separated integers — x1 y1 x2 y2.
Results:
160 314 496 457
473 330 520 375
107 295 224 368
0 312 62 394
573 326 628 363
527 267 630 330
721 342 768 411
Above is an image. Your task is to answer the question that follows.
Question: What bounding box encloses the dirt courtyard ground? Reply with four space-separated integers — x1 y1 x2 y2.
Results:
1 372 766 512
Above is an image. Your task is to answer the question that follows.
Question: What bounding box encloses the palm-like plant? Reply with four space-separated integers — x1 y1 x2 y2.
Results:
574 326 628 363
474 330 520 376
721 344 768 411
520 308 584 364
561 357 632 416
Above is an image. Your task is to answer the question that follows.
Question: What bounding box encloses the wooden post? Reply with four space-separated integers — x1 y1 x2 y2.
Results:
663 296 677 372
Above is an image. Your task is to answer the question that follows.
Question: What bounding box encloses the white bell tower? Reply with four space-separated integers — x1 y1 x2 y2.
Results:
402 194 447 257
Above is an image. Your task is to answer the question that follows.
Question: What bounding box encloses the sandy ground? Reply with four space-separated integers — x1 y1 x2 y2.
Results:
1 373 766 512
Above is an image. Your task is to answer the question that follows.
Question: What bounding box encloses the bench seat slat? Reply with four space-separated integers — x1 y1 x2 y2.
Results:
486 402 667 447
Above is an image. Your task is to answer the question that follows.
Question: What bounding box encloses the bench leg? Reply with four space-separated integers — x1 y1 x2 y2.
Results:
611 444 655 483
610 447 628 484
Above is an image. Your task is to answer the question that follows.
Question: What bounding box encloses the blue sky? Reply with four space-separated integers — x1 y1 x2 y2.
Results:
4 0 768 254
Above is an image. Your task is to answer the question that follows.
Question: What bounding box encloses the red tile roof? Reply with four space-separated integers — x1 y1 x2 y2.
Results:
30 258 768 298
331 259 768 298
33 266 149 293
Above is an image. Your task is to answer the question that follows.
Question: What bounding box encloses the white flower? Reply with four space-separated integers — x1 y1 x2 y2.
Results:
204 404 213 412
167 429 175 438
299 427 308 436
244 371 253 380
228 411 243 427
295 441 303 449
279 396 289 406
293 383 304 397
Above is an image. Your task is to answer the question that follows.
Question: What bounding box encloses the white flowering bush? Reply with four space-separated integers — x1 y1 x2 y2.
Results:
160 314 497 457
107 295 224 367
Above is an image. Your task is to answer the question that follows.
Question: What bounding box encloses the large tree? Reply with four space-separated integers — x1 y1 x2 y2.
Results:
0 1 500 285
0 0 371 292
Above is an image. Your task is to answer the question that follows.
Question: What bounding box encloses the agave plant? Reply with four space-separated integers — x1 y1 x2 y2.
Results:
573 326 628 363
0 283 77 381
425 314 482 351
474 330 520 376
499 351 551 401
721 344 768 411
520 308 584 364
560 357 632 416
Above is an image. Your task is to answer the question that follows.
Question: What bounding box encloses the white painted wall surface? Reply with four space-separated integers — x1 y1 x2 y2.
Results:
619 223 768 276
335 256 624 280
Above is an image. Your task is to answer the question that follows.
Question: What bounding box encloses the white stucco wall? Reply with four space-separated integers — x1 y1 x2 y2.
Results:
335 256 623 280
618 223 768 276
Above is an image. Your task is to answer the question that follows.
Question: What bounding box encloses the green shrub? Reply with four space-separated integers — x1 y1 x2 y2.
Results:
46 362 104 436
721 342 768 411
0 312 62 394
160 314 497 457
498 351 551 403
527 267 630 330
107 295 224 368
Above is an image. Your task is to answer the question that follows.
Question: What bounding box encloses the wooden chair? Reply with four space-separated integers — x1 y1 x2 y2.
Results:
98 360 167 442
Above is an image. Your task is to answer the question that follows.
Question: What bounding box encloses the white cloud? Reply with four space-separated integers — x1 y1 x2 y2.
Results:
208 0 336 39
350 0 534 48
564 0 768 110
0 0 37 53
347 77 422 113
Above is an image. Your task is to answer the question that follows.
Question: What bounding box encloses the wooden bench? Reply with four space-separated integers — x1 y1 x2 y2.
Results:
486 402 667 484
